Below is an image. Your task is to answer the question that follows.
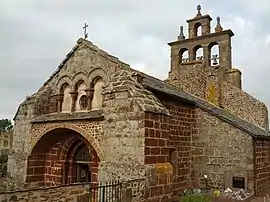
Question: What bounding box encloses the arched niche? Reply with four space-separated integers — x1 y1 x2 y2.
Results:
193 45 203 61
209 42 220 66
75 80 87 111
195 23 202 37
179 48 189 63
91 77 104 110
61 83 72 112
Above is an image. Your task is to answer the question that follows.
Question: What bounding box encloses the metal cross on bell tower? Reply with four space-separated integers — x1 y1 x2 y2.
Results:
83 23 88 39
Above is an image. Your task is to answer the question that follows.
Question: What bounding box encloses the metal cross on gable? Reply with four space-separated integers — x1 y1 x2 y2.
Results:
83 23 88 39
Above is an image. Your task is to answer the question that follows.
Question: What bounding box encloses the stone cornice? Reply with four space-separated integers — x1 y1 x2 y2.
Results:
186 14 212 22
168 29 234 46
31 109 104 123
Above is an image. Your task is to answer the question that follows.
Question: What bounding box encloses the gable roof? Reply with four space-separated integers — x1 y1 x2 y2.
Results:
140 73 270 138
14 38 270 139
42 38 130 88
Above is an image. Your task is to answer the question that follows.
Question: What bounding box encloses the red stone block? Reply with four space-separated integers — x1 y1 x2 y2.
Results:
26 175 44 182
145 155 156 164
145 120 154 128
145 147 151 155
27 168 34 175
27 155 36 160
148 129 155 137
156 156 165 163
159 139 165 147
29 160 45 167
155 130 161 138
145 138 159 147
150 113 160 121
154 122 160 129
34 167 46 175
151 148 160 155
145 113 151 120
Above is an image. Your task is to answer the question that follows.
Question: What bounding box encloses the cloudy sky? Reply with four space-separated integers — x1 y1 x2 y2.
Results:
1 0 270 120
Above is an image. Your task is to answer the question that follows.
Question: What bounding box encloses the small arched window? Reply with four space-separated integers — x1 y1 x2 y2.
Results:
75 80 87 111
179 48 189 63
91 77 104 109
195 23 202 37
209 42 220 66
61 83 72 112
193 45 203 61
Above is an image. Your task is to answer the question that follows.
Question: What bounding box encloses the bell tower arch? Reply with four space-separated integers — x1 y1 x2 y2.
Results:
167 5 240 100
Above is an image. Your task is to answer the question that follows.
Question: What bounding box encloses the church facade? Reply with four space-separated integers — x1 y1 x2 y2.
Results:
8 6 270 202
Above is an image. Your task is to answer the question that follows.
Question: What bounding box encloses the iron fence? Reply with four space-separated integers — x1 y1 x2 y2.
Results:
79 181 123 202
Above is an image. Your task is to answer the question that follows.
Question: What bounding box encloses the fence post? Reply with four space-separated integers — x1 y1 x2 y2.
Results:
121 188 132 202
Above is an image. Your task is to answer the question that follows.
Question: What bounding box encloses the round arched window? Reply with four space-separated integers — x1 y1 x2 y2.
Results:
79 95 87 110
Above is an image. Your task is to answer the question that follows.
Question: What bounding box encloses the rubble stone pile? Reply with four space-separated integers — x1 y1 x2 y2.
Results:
223 188 252 200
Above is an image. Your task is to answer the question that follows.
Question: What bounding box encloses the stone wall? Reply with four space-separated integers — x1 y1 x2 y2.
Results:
8 98 35 183
169 66 269 131
144 112 172 202
192 109 254 190
9 38 130 183
168 63 206 99
144 93 198 202
220 82 269 130
254 139 270 193
100 79 145 182
160 96 197 194
0 183 90 202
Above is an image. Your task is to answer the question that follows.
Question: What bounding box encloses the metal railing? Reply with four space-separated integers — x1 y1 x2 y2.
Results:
85 181 123 202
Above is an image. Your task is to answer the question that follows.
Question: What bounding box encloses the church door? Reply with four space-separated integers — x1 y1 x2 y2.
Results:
74 144 91 183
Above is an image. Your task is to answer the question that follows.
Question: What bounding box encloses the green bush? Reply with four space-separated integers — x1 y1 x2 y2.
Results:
172 189 211 202
180 194 211 202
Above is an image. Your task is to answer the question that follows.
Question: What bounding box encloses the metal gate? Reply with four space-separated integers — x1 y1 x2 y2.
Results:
77 181 123 202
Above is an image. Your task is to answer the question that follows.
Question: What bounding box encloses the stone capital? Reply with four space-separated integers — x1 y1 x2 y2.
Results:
69 91 78 99
56 94 64 101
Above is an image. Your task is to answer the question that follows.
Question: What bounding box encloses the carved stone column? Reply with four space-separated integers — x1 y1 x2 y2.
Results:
69 91 78 112
85 88 94 110
56 94 64 113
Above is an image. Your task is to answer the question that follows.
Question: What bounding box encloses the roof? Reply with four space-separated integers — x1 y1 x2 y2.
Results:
14 38 269 139
42 38 130 87
103 70 170 115
140 72 270 138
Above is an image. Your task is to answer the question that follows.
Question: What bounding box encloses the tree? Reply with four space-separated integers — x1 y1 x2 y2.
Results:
0 119 13 134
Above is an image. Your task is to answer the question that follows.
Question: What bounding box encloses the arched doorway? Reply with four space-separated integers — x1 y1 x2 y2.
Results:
26 128 99 187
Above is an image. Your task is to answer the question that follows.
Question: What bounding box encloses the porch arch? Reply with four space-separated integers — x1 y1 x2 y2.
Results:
26 127 100 186
30 123 104 161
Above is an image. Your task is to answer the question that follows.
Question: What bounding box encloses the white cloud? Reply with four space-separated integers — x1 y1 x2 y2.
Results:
265 35 270 46
0 0 270 120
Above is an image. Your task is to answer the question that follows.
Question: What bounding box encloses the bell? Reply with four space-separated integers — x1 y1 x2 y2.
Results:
212 54 219 65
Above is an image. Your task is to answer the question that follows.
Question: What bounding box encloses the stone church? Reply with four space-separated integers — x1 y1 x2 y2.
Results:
8 5 270 202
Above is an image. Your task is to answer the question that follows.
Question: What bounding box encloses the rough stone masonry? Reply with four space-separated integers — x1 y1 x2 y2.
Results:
5 5 270 202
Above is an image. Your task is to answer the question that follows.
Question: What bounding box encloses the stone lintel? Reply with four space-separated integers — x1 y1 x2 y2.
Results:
31 110 104 123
